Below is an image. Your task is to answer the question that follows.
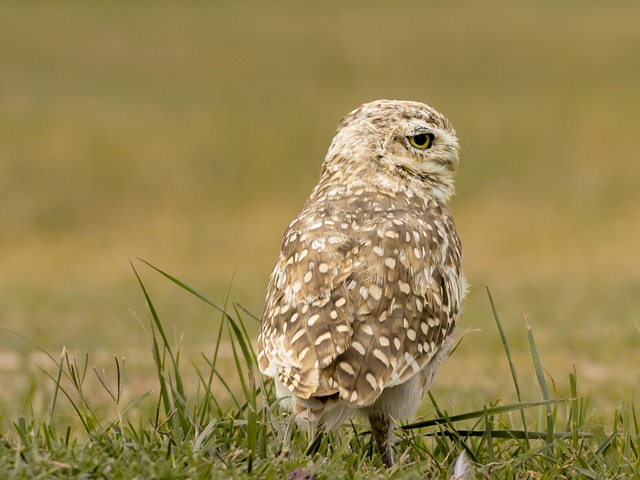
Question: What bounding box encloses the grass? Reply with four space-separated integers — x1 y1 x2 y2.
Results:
1 0 639 419
1 262 638 478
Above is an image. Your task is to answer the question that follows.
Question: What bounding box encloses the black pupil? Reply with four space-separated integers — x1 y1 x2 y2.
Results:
413 134 428 146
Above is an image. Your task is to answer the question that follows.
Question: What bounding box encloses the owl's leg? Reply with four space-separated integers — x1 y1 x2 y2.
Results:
369 413 394 467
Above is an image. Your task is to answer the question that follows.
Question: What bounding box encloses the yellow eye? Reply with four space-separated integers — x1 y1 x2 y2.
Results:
408 133 433 150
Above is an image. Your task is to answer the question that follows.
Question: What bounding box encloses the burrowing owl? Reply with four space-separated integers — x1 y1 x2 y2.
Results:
257 99 466 467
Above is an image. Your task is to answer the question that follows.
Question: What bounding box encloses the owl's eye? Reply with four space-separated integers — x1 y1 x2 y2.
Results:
408 133 434 150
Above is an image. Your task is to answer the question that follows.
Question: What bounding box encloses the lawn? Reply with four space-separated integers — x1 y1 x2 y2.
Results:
0 1 639 477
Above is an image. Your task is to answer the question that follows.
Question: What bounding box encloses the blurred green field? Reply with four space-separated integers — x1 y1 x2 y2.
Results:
1 0 639 418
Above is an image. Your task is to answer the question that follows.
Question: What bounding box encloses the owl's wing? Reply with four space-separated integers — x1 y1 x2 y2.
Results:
257 195 464 407
323 204 465 407
257 209 357 399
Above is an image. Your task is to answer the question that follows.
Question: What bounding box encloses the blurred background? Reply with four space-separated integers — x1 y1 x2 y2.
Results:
1 0 638 414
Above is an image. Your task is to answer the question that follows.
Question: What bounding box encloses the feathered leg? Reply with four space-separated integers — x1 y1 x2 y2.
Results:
369 413 394 467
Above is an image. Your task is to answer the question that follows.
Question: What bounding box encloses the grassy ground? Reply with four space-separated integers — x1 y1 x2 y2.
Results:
2 268 639 478
1 0 639 476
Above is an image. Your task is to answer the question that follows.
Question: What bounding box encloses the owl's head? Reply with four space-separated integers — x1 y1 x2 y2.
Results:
323 99 460 200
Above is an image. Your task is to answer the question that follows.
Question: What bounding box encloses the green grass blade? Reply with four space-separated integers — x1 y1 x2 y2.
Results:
420 429 593 440
138 258 258 371
570 367 579 451
403 399 563 430
483 404 495 463
130 261 189 435
48 348 65 426
198 356 242 412
525 316 553 446
486 287 530 448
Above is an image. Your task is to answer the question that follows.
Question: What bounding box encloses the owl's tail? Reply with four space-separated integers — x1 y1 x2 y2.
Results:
275 377 355 431
293 393 355 431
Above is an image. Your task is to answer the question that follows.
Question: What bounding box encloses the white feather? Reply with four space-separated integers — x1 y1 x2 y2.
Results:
450 451 474 480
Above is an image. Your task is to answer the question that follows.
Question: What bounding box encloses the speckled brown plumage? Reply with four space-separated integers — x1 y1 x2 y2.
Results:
257 99 466 466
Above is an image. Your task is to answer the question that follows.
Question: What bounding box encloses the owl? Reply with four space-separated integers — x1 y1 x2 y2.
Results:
257 99 466 467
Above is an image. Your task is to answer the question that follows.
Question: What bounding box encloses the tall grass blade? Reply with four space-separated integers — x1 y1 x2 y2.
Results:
525 315 553 446
137 258 261 459
483 404 495 462
486 287 530 448
138 258 260 371
404 399 562 430
48 348 65 426
130 261 189 435
569 367 579 451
